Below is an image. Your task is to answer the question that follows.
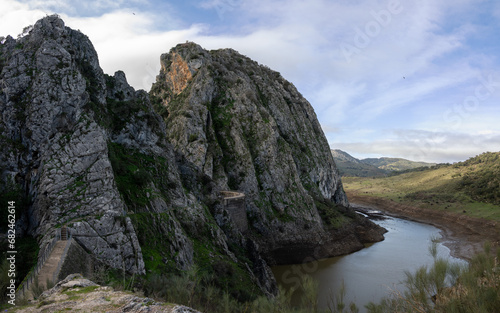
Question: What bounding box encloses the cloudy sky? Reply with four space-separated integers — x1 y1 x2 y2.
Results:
1 0 500 163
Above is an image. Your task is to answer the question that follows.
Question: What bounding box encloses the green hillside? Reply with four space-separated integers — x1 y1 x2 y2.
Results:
343 152 500 221
457 152 500 204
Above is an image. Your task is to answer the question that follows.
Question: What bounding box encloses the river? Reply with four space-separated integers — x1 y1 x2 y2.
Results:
271 213 467 312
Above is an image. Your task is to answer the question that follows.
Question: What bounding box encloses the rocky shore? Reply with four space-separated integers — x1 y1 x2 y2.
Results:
347 191 500 260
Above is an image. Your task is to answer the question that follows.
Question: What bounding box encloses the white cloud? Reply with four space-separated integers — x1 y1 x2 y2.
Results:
25 0 149 16
2 0 499 163
332 129 500 163
0 0 47 37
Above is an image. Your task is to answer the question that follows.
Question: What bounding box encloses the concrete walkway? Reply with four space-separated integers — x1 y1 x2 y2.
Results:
34 240 67 290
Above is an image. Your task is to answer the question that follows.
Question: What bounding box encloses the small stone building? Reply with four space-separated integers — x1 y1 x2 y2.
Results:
219 191 248 233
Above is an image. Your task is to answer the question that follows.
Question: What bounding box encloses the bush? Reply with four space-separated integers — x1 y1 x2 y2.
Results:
141 268 359 313
143 266 241 313
458 152 500 204
367 242 500 312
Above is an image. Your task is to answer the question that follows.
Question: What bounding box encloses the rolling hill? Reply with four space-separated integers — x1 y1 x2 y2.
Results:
343 151 500 220
331 150 387 177
331 149 437 177
362 157 437 171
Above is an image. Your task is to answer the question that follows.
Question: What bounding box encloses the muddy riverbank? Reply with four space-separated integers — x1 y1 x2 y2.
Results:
347 191 500 260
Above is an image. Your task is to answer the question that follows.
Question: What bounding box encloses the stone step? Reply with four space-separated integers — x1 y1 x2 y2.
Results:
61 227 68 241
31 240 67 295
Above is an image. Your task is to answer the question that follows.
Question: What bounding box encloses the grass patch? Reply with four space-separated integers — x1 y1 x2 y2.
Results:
108 142 170 211
127 212 180 275
36 299 55 308
67 295 81 301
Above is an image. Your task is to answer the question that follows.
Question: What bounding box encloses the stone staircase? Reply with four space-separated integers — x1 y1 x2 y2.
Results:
60 226 68 241
17 227 72 300
36 241 67 290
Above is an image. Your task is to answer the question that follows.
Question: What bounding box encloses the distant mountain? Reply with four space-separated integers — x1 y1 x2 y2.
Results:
331 150 387 177
362 157 437 172
344 151 500 210
331 150 437 177
331 149 363 164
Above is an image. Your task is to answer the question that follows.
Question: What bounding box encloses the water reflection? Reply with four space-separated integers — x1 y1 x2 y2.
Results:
272 216 467 312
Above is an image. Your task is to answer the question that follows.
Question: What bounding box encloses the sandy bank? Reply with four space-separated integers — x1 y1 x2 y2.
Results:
347 191 500 261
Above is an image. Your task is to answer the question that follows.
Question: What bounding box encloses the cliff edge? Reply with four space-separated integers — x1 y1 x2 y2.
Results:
0 15 385 301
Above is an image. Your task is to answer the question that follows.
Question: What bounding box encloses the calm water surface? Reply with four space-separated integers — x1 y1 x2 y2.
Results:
272 216 467 312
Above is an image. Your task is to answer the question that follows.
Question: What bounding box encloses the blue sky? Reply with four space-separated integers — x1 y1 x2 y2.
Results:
1 0 500 163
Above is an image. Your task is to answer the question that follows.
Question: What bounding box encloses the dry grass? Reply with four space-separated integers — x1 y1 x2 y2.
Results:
342 164 500 221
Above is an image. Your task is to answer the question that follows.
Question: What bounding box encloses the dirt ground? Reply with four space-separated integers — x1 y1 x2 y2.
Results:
347 191 500 261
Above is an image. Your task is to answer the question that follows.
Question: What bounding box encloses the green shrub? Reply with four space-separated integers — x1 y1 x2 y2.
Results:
188 134 198 143
142 270 342 313
458 152 500 204
107 142 169 211
367 243 500 313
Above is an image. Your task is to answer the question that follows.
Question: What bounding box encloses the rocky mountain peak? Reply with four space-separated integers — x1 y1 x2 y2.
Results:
33 14 65 34
1 16 385 301
1 14 143 274
148 42 385 266
157 42 208 104
152 43 348 204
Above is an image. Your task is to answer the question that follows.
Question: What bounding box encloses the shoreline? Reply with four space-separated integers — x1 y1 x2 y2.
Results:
347 192 500 261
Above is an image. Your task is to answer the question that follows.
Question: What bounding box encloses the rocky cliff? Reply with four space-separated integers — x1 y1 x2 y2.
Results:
150 42 385 263
1 15 385 301
0 16 145 274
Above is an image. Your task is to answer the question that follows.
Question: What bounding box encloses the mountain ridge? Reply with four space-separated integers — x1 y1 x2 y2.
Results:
362 157 437 171
0 15 385 302
331 149 437 177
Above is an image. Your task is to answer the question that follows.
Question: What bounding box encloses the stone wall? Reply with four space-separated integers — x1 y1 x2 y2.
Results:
56 239 94 281
220 191 248 233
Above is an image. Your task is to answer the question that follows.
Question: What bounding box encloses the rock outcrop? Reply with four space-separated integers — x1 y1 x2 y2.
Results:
1 15 385 301
150 42 385 263
10 274 201 313
0 16 144 274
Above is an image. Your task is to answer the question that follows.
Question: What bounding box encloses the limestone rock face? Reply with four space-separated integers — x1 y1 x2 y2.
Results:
0 16 278 297
0 15 144 273
150 43 381 263
1 16 385 300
